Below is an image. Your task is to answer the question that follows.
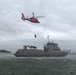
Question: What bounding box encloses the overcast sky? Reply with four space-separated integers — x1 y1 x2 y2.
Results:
0 0 76 52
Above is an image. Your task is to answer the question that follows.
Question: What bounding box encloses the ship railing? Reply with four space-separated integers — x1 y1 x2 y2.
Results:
62 49 69 52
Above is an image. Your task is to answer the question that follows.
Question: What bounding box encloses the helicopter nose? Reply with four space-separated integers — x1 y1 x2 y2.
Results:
38 22 40 23
37 21 40 23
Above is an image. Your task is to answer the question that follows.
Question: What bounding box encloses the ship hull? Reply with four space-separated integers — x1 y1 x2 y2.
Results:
14 49 68 57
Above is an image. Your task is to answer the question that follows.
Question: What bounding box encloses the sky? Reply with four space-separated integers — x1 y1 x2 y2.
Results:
0 0 76 53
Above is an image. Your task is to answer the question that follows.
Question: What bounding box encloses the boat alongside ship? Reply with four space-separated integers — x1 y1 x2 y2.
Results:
14 41 68 57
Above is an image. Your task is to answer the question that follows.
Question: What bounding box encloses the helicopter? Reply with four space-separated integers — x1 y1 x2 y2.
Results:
21 12 44 23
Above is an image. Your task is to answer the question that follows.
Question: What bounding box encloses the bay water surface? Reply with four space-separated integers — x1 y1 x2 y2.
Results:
0 53 76 75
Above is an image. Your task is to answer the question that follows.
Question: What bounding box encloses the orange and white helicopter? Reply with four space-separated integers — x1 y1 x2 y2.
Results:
21 12 44 23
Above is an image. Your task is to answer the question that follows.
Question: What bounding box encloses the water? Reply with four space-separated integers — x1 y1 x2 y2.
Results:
0 53 76 75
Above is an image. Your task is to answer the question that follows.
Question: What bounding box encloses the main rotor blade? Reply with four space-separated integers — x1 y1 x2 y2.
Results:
36 16 45 18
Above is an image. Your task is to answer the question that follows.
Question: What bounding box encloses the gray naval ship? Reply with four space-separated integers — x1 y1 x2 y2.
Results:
14 41 68 57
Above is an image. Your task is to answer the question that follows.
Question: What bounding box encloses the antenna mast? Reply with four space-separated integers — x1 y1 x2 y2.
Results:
47 35 50 42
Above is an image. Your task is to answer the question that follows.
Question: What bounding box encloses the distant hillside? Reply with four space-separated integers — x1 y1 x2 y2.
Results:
0 50 11 53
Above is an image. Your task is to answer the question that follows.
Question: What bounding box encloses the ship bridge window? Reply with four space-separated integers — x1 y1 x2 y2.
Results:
54 49 60 51
47 43 50 46
53 44 56 47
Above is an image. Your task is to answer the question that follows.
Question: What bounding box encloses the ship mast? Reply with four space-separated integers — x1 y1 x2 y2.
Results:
47 35 50 43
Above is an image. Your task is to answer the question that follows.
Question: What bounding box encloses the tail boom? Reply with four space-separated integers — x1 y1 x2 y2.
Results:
21 13 26 21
